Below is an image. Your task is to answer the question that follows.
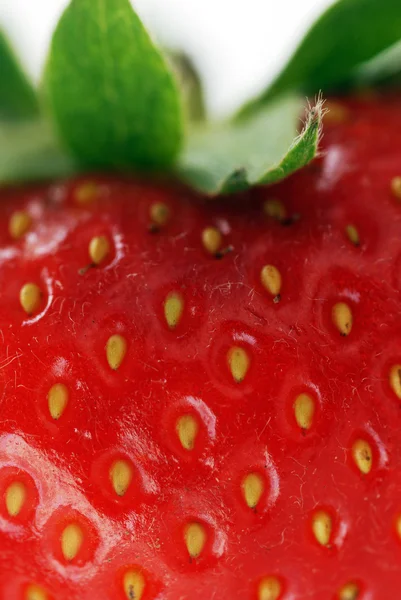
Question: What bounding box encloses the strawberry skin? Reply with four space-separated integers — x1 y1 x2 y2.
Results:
1 95 401 600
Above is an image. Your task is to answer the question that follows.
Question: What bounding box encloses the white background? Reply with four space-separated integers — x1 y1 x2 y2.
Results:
0 0 332 116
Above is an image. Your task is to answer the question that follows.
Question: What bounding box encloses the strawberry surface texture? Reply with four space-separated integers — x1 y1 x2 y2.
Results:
1 95 401 600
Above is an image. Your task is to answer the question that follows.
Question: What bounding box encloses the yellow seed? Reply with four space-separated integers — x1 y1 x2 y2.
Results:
48 383 69 420
263 199 286 221
106 334 127 370
338 582 360 600
260 265 282 297
20 283 42 315
352 439 372 474
242 473 264 509
164 292 184 329
332 302 353 336
227 346 250 383
294 393 315 430
176 415 199 450
389 364 401 399
110 459 133 497
258 576 282 600
61 523 84 561
123 570 145 600
202 227 222 255
89 235 110 265
345 224 360 246
25 584 48 600
150 202 170 226
312 510 332 546
5 481 26 517
9 210 32 240
323 101 350 125
391 176 401 200
184 522 207 558
74 181 99 204
396 515 401 539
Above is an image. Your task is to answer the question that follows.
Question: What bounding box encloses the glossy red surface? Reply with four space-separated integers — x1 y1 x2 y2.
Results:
1 95 401 599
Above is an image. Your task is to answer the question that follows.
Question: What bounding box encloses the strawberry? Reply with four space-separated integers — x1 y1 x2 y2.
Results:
1 92 401 600
3 0 401 598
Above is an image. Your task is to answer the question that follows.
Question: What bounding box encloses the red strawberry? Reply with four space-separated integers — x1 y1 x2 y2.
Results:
1 93 401 600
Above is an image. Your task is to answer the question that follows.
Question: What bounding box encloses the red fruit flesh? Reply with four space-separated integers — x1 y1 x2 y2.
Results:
1 95 401 600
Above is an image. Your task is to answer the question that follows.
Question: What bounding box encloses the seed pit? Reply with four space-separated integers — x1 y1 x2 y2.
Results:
176 414 199 451
149 202 170 230
263 199 287 222
332 302 353 336
202 227 222 255
89 235 110 265
25 584 48 600
74 181 99 204
106 334 127 370
311 510 332 546
123 569 145 600
338 581 360 600
389 364 401 399
391 176 401 200
184 522 207 559
9 210 32 240
227 346 250 383
293 393 315 430
395 514 401 540
242 472 264 509
109 459 133 497
5 481 26 517
260 265 282 300
61 522 84 562
48 383 69 420
164 292 184 329
345 224 360 247
352 439 372 474
20 283 42 315
258 576 282 600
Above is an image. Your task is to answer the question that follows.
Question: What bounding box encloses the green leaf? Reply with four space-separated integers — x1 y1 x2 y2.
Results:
0 30 39 120
44 0 183 171
239 0 401 119
0 120 75 184
178 96 322 196
351 41 401 88
166 51 206 123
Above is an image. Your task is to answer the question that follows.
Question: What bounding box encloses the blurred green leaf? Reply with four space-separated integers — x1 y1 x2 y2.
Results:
0 120 74 183
178 96 322 195
166 51 206 123
0 30 39 120
352 41 401 88
239 0 401 119
44 0 183 171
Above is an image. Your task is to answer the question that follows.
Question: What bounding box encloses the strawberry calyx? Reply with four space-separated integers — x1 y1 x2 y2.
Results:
2 0 401 195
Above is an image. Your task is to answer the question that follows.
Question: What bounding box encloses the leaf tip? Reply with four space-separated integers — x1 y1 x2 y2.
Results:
300 91 326 154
